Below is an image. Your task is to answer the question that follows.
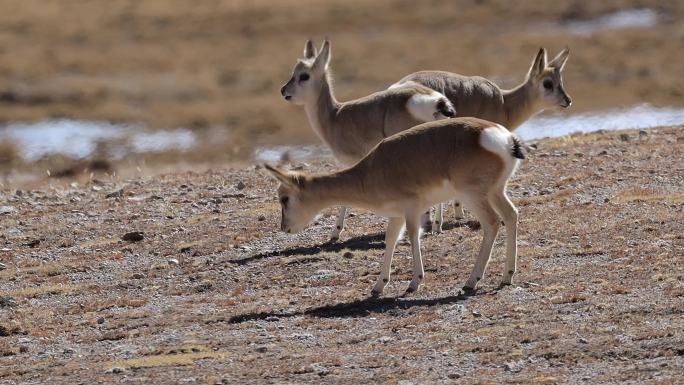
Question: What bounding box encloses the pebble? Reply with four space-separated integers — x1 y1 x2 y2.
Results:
105 189 123 198
122 232 144 242
0 296 18 307
254 345 268 353
131 272 146 279
167 258 180 266
258 215 266 221
598 150 609 156
447 373 462 379
0 206 16 215
105 367 125 374
0 262 6 270
97 317 105 324
236 181 246 190
342 251 353 259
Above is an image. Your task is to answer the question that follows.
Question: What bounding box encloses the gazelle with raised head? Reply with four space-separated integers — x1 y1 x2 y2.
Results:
392 48 571 232
266 117 524 296
280 39 455 242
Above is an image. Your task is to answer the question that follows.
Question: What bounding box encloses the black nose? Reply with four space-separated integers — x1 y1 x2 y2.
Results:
563 96 572 107
280 86 286 96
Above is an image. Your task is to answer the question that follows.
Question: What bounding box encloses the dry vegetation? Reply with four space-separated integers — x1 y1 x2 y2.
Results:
0 0 683 145
1 127 683 384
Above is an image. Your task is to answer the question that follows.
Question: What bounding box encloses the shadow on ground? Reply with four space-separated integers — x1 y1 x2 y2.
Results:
225 289 483 324
228 220 480 266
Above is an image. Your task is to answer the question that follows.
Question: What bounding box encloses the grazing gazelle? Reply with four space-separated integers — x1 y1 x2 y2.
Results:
280 39 455 242
266 117 524 296
393 47 571 231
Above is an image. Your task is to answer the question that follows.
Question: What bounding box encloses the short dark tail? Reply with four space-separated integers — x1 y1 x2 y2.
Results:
511 136 525 159
436 99 455 118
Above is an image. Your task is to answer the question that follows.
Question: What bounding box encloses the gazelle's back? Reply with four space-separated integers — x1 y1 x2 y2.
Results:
398 71 507 125
351 117 511 202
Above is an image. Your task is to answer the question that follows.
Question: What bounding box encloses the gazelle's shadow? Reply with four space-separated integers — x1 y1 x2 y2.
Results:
228 232 385 265
229 219 480 266
227 290 477 324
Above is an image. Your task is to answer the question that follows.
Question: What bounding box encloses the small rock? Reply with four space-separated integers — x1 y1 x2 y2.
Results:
0 262 6 270
236 181 246 190
265 316 280 322
257 215 266 221
0 296 18 308
167 258 179 266
106 189 124 198
471 310 482 317
579 337 588 344
254 345 268 353
638 129 648 138
598 150 608 156
15 189 23 197
122 232 144 242
447 373 462 379
0 206 16 215
504 362 523 373
342 251 353 259
105 367 125 374
97 317 105 324
0 325 9 336
23 239 40 248
131 272 146 279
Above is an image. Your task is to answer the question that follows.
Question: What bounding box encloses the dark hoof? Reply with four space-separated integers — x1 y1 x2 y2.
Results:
461 286 478 296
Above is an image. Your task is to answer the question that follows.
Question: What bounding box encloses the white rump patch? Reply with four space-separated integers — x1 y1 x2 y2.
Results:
480 125 514 160
480 124 521 182
406 91 450 122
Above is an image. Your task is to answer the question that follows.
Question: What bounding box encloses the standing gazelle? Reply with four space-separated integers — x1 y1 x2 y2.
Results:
392 47 571 232
266 117 524 295
281 39 455 242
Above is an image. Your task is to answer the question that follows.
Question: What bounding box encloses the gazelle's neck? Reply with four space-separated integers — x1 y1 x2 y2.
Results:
304 73 340 145
305 169 364 209
502 79 543 130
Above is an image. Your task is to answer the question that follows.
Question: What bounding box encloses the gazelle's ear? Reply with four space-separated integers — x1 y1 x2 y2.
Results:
527 47 547 78
264 164 300 189
312 40 331 72
303 39 317 59
548 47 570 71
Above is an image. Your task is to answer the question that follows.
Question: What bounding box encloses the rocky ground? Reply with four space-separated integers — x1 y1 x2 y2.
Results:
1 127 683 384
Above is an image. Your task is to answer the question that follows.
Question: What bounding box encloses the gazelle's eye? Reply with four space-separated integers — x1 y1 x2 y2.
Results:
280 196 289 205
543 79 553 90
299 73 310 82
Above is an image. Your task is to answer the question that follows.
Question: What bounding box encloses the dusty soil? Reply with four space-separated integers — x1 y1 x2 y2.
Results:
1 127 683 384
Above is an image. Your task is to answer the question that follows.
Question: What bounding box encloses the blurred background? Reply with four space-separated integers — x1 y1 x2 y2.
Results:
0 0 683 188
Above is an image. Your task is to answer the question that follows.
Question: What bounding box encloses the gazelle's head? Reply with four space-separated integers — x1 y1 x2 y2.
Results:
280 40 331 105
526 47 572 110
265 164 320 233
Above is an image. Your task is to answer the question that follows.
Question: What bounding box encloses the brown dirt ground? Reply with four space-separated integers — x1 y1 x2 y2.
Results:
1 127 683 384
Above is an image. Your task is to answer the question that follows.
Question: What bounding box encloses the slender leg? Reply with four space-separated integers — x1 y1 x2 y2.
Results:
453 201 465 219
329 206 347 242
432 203 444 233
489 190 519 286
420 209 432 231
371 217 406 296
405 212 425 294
462 199 500 291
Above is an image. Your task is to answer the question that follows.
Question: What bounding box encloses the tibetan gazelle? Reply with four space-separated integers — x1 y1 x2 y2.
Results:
280 39 455 242
393 47 571 232
266 117 525 296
